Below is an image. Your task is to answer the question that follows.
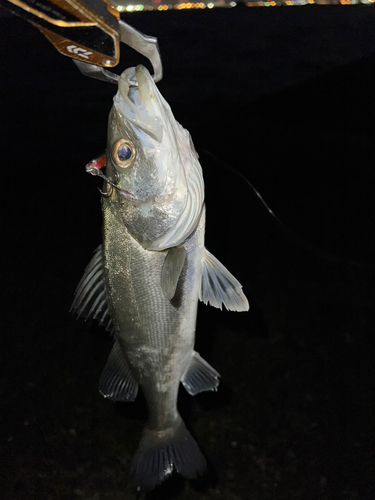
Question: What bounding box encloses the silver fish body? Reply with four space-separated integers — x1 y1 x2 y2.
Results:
72 65 249 491
102 195 205 430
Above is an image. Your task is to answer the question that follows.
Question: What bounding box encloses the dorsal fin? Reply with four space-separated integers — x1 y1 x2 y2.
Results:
199 249 249 312
70 245 114 333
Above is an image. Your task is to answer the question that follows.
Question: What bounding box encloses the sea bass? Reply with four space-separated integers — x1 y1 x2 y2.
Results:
71 65 249 491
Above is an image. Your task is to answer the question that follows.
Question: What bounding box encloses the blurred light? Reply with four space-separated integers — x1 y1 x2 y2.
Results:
172 0 209 7
115 0 368 10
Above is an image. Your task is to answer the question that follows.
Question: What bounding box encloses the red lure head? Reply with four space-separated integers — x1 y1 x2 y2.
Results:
86 153 106 171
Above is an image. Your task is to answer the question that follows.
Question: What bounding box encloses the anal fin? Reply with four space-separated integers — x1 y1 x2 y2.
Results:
181 351 220 396
99 340 138 402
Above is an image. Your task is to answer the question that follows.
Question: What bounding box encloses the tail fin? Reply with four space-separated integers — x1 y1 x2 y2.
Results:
130 416 207 491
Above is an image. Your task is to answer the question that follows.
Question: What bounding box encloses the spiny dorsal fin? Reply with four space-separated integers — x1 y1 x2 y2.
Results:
199 249 249 312
99 340 138 402
70 245 113 333
161 246 187 301
181 351 220 396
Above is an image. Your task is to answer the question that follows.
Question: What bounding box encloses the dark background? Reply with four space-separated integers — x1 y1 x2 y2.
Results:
1 6 375 499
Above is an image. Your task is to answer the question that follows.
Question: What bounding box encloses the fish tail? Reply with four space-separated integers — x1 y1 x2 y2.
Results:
130 415 206 491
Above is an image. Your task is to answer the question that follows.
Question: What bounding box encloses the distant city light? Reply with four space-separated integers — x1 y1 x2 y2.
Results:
115 0 375 11
117 3 144 11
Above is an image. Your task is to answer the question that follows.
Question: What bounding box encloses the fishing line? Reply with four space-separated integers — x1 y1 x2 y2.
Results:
201 148 375 271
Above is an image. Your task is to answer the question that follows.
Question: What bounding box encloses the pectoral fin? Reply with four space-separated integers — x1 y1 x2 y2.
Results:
161 246 187 300
70 245 113 333
199 249 249 311
99 340 138 401
181 351 220 396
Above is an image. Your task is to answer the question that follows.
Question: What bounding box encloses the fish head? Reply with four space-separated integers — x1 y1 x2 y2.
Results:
105 65 204 251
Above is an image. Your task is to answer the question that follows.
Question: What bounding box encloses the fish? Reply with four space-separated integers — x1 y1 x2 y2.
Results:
71 65 249 491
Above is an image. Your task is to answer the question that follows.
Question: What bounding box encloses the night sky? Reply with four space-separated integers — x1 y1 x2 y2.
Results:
1 6 375 500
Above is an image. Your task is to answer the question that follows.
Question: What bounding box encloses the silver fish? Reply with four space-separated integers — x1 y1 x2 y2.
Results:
71 65 249 491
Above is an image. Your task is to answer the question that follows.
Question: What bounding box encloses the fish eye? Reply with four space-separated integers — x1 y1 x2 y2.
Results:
112 139 135 168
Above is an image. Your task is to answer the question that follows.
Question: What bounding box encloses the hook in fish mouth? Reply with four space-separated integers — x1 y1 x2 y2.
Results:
85 163 135 199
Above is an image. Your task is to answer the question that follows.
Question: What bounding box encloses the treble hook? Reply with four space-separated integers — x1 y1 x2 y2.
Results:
85 163 135 199
98 184 112 197
86 164 119 197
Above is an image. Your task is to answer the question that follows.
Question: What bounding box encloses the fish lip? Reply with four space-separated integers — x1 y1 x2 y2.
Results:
135 65 156 117
117 66 163 143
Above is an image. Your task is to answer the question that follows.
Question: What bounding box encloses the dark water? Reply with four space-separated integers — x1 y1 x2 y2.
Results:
1 6 375 500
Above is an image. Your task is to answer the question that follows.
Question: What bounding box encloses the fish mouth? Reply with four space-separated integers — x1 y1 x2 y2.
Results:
117 65 163 143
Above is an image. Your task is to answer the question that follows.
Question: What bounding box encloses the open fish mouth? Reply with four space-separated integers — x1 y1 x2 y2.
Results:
118 65 163 143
